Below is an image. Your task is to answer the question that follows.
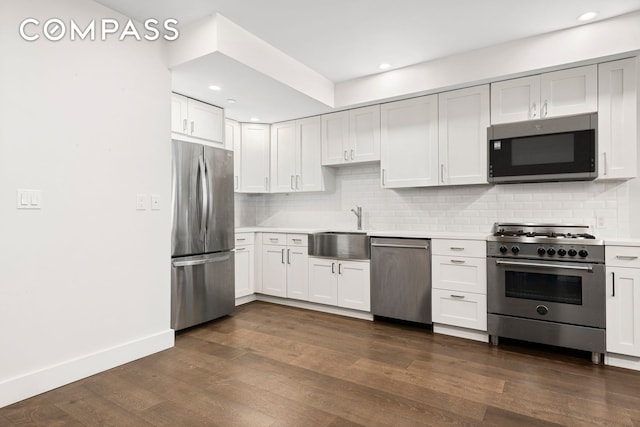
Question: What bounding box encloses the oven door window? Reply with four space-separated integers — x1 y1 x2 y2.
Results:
505 271 582 305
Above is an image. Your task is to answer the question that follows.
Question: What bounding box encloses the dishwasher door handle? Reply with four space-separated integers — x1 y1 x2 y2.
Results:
371 243 429 250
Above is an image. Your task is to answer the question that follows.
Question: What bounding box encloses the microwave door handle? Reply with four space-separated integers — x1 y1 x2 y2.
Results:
495 259 593 273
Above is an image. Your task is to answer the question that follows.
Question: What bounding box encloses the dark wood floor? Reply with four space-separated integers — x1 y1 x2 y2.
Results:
2 301 640 426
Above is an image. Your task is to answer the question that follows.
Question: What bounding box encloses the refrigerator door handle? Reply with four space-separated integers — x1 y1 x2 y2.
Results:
198 155 208 236
172 254 231 268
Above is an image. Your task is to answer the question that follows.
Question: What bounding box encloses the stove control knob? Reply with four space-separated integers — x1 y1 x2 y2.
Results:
537 247 546 255
568 249 577 257
546 248 556 256
499 245 508 254
558 249 567 256
579 249 588 258
511 246 520 254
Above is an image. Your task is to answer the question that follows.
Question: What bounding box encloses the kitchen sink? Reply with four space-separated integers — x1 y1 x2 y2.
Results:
308 231 370 260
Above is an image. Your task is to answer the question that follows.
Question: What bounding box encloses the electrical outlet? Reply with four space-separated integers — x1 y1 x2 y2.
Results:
151 195 161 210
596 216 606 229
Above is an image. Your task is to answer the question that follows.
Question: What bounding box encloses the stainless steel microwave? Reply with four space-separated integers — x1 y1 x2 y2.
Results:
487 113 597 184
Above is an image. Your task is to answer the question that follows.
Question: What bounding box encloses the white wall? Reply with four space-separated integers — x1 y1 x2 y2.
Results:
247 165 631 238
0 0 173 407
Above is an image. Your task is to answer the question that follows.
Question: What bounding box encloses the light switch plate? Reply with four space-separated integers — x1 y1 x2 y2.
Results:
136 194 148 210
17 189 41 209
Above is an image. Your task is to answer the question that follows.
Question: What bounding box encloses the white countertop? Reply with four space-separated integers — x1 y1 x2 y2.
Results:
236 226 489 241
604 238 640 247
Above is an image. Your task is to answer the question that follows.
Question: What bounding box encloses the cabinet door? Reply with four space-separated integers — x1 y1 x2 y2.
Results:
540 65 597 118
380 95 439 188
597 58 638 180
349 105 380 163
321 111 349 165
240 123 270 193
225 119 242 191
438 85 490 186
171 93 189 134
606 267 640 357
296 116 327 192
432 289 487 331
337 261 370 311
490 75 540 124
432 255 487 294
308 257 338 305
270 121 297 193
287 247 309 301
187 99 224 142
235 245 254 298
262 245 287 297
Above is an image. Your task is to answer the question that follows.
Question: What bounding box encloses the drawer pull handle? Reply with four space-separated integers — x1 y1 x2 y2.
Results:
450 294 465 299
450 247 465 251
450 259 465 264
236 238 246 241
292 239 302 242
616 255 638 260
236 247 246 251
270 238 278 242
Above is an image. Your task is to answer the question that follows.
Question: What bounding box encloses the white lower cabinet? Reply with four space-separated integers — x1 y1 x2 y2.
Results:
308 258 370 311
606 246 640 365
431 239 487 334
431 289 487 330
234 233 254 298
261 233 308 299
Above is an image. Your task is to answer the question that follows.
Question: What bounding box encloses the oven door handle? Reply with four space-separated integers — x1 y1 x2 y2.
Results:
495 259 593 272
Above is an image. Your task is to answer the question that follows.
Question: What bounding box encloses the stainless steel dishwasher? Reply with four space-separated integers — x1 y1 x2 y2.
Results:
371 237 432 324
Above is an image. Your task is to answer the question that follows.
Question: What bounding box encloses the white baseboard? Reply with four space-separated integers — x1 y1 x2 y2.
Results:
256 294 374 321
433 323 489 342
235 294 257 306
0 329 174 409
605 353 640 371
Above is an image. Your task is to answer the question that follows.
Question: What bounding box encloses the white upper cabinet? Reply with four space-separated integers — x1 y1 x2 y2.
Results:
171 93 224 144
490 76 540 123
321 105 380 166
225 118 242 191
597 57 638 181
240 123 270 193
270 121 297 192
438 85 490 186
271 117 334 193
381 86 489 189
491 65 597 124
380 95 439 188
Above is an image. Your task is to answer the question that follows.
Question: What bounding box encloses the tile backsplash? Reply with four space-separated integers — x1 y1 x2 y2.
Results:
235 164 633 237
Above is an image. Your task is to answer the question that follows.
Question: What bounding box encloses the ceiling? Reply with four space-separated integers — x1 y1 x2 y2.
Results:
95 0 640 122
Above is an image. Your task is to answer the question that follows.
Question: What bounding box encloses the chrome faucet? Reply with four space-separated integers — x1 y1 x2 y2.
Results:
351 206 363 230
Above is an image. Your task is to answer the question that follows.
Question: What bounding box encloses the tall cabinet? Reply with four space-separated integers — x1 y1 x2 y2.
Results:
597 57 638 180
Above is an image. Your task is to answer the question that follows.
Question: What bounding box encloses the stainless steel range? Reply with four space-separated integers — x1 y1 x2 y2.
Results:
486 223 605 363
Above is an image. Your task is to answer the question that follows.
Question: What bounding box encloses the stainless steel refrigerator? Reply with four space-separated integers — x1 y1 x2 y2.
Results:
171 140 235 330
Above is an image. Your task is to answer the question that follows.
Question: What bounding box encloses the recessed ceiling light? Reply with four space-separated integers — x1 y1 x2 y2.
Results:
577 11 598 22
379 63 391 70
250 117 260 122
227 99 237 104
208 85 221 91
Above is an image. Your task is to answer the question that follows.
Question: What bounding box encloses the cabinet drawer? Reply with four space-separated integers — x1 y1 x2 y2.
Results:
263 233 286 245
607 246 640 268
432 289 487 331
287 234 308 247
432 255 487 294
432 239 486 257
235 233 254 246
